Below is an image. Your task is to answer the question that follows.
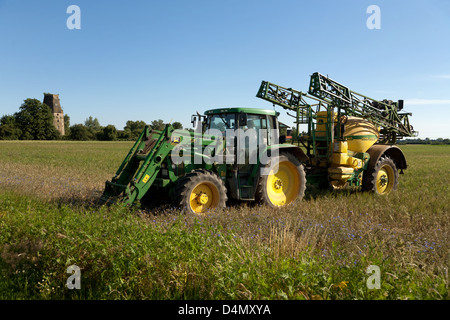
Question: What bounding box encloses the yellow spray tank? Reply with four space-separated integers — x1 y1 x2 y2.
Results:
343 116 379 153
314 113 379 153
328 116 379 185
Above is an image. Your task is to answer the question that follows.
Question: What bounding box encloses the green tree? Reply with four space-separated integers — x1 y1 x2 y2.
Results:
0 115 22 140
150 119 165 131
64 114 71 136
124 120 146 132
172 121 183 130
14 98 60 140
85 116 102 138
100 125 118 141
69 124 93 141
124 120 146 140
85 116 101 131
118 129 132 140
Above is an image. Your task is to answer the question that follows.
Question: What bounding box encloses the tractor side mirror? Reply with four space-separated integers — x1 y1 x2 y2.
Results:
191 114 206 132
238 112 247 127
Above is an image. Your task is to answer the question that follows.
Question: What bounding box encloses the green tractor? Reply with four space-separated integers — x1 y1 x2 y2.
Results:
100 72 416 213
100 107 307 213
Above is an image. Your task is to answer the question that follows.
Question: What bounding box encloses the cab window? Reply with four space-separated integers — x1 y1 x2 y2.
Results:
241 114 270 146
207 114 236 133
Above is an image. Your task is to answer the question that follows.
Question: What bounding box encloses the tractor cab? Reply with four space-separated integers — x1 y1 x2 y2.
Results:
200 107 280 144
194 107 297 201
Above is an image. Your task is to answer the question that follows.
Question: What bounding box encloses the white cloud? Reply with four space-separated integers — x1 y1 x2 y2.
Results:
431 74 450 79
405 99 450 105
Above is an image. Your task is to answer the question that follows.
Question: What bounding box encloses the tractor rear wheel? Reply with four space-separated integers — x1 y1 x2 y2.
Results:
362 156 399 195
174 169 227 214
256 153 306 208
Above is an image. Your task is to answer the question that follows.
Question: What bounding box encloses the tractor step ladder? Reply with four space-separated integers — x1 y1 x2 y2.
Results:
310 108 333 162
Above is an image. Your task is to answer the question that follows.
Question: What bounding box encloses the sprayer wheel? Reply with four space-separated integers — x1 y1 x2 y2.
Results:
362 156 399 195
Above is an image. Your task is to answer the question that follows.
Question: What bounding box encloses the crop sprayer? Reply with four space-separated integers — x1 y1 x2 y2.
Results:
100 72 417 213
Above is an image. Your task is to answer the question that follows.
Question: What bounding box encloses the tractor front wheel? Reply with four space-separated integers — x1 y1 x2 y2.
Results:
174 169 227 214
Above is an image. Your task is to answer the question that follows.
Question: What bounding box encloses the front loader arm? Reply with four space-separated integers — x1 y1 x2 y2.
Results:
100 124 176 206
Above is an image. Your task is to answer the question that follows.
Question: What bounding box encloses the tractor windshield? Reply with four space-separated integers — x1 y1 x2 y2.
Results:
207 113 236 133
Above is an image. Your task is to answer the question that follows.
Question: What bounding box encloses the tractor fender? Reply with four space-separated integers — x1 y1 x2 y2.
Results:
276 144 309 163
366 144 407 171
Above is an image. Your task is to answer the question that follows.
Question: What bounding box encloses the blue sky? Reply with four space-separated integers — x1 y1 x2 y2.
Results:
0 0 449 138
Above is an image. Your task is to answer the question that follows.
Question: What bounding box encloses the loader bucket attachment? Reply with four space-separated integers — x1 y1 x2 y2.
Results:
99 124 175 207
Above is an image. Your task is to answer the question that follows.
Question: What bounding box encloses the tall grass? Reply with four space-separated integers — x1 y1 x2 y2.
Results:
0 140 132 203
0 142 448 299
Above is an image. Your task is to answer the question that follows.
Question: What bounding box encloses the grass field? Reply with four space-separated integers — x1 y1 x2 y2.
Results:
0 141 448 299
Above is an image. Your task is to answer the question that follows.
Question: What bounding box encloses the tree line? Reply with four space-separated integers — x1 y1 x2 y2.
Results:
1 98 449 143
397 138 450 145
0 98 183 141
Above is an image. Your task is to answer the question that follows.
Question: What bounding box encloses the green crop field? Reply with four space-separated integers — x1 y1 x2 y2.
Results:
0 141 448 299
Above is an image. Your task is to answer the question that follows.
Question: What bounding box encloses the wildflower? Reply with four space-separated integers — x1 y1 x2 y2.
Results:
337 281 349 290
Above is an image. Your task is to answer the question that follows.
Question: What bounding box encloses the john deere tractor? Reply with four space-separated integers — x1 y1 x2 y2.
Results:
100 72 416 213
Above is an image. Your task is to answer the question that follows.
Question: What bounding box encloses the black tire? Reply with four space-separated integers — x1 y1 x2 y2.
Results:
174 169 227 214
362 156 399 195
255 152 306 208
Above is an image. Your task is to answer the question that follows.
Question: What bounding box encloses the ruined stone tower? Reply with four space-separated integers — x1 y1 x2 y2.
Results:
43 93 65 136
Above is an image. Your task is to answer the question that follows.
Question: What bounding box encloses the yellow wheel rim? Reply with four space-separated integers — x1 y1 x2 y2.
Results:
189 182 219 213
266 161 300 206
376 165 394 194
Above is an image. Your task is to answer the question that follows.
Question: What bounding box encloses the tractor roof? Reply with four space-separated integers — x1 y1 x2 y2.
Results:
204 107 277 116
